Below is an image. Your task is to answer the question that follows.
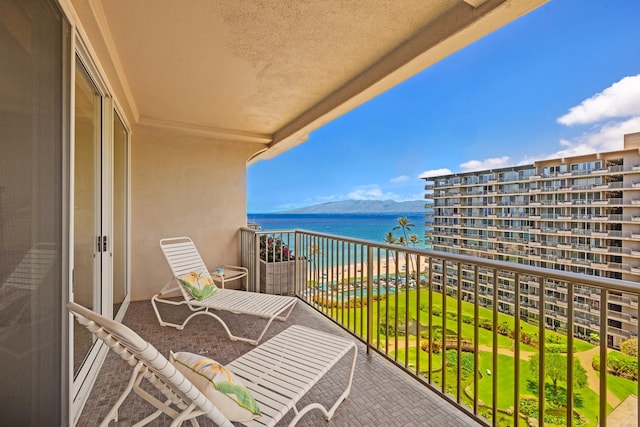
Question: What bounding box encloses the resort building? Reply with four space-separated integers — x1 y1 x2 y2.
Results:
424 132 640 349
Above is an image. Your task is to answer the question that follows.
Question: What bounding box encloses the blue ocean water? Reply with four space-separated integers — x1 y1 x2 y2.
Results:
247 213 431 248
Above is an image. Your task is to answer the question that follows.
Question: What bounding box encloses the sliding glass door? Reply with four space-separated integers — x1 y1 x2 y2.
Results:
71 53 129 420
72 59 101 377
113 112 129 317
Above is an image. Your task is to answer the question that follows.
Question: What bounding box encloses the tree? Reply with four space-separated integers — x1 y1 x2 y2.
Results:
528 353 588 398
393 216 416 273
383 232 398 245
307 242 322 287
383 231 398 267
393 216 415 246
620 337 638 358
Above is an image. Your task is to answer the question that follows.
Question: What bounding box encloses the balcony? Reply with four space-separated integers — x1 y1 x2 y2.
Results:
79 228 640 426
232 229 640 425
77 299 480 427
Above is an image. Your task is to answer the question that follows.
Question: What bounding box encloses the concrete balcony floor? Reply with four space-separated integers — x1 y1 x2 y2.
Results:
77 299 479 426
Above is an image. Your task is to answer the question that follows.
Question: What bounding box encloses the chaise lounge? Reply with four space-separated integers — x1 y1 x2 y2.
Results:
68 301 357 427
152 237 298 345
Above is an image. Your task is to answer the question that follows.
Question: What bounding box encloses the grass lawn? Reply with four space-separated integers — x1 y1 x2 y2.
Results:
322 288 595 353
317 287 636 426
392 347 605 426
597 371 639 401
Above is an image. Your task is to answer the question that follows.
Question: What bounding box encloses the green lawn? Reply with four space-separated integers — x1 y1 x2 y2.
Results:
598 371 640 401
314 287 638 426
392 348 604 426
321 288 595 353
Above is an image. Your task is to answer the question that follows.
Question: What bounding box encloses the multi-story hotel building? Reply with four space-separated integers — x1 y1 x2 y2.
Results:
424 132 640 348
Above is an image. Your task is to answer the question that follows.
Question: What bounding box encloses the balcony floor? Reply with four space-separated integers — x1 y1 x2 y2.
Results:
77 298 479 426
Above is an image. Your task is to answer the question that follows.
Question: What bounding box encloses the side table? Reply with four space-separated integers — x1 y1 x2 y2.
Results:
211 265 248 290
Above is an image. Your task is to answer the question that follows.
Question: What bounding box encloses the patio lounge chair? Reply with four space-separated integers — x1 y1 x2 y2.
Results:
152 237 297 345
67 301 357 427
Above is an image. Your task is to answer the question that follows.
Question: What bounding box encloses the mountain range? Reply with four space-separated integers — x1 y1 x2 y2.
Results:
281 199 426 214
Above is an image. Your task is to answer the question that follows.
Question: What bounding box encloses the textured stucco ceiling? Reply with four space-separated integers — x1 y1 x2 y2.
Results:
73 0 547 161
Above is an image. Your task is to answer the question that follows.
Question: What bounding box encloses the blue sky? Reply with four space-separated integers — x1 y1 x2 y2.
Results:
248 0 640 213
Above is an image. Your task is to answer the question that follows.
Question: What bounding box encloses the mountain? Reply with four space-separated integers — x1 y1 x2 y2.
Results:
280 199 426 214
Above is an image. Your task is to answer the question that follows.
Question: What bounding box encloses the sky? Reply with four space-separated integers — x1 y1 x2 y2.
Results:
247 0 640 213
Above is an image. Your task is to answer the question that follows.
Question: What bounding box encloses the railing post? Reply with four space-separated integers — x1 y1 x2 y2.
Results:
294 231 300 297
366 245 373 355
253 231 261 293
599 289 608 427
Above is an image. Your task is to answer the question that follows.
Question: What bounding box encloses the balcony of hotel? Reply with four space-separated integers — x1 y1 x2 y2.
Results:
80 229 640 426
10 1 640 426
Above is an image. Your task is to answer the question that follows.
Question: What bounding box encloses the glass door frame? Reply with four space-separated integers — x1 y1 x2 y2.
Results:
69 33 131 423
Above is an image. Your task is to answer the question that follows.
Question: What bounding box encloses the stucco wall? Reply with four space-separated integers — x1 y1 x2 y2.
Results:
130 126 259 300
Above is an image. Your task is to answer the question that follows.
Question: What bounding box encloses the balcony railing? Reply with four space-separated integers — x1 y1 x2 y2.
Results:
239 227 640 427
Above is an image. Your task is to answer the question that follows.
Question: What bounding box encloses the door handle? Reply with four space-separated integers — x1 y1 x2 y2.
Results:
97 235 108 252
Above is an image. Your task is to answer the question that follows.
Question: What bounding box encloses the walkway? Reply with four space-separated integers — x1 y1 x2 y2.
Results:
574 346 621 407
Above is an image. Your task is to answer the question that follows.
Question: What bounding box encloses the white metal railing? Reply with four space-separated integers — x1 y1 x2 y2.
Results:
239 227 640 427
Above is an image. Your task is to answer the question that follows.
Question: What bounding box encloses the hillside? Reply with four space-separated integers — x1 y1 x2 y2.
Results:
281 199 426 214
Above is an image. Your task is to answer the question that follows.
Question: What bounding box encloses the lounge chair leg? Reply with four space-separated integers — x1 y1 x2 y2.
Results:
286 342 358 426
99 361 144 427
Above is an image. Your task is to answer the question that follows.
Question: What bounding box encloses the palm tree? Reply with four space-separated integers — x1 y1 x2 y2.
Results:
383 232 398 268
307 241 322 289
393 216 415 243
394 216 416 273
383 232 397 245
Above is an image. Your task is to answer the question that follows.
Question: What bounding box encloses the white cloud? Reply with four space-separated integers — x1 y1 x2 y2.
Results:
541 117 640 160
390 175 411 183
550 74 640 159
419 168 452 178
460 156 510 172
558 75 640 126
347 184 399 200
506 74 640 166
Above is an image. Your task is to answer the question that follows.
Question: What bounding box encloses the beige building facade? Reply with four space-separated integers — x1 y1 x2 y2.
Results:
425 132 640 348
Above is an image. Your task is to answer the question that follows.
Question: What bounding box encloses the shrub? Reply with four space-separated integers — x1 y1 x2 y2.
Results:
421 340 441 354
496 322 511 337
592 352 638 381
461 314 474 324
545 334 564 344
607 352 638 381
380 323 395 336
621 337 638 358
545 344 566 353
479 317 492 330
432 306 442 317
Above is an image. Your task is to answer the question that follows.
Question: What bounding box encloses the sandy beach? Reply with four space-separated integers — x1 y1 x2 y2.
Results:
314 253 426 287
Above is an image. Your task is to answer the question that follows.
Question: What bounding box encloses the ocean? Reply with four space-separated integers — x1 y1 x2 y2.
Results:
247 212 432 248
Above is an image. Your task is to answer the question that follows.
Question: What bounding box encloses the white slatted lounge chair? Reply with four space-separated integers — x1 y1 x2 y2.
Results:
67 301 357 427
152 237 297 345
